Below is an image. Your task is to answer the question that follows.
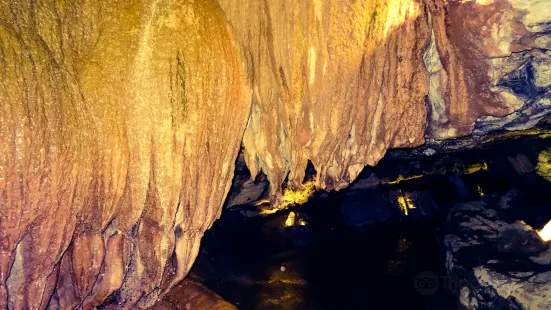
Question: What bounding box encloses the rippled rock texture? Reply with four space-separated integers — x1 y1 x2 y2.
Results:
0 0 250 308
220 0 551 197
0 0 550 308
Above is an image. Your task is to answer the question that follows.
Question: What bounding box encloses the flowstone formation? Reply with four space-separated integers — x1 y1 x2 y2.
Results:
0 0 250 308
0 0 550 308
221 0 551 196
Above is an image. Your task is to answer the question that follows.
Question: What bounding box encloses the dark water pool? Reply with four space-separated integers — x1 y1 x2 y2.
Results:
189 130 551 310
190 207 459 309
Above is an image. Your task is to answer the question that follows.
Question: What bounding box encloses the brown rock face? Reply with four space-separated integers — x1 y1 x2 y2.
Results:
221 0 551 197
150 280 236 310
220 0 431 194
0 0 550 308
0 0 250 308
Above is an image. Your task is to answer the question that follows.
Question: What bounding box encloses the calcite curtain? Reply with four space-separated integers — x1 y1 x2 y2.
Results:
0 0 549 308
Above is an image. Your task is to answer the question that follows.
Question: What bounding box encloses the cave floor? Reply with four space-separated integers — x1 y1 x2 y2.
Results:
187 128 551 310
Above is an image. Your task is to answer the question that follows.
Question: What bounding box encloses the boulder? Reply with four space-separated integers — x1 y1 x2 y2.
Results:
442 194 551 310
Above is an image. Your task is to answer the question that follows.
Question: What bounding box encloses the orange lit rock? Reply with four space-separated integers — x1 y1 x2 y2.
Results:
0 0 249 308
220 0 551 199
219 0 430 194
150 280 236 310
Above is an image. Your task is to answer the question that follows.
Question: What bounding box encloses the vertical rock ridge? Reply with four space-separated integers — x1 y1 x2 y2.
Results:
0 0 250 308
218 0 431 196
219 0 551 198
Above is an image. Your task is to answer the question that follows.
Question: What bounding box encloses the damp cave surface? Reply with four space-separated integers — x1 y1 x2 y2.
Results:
187 131 551 310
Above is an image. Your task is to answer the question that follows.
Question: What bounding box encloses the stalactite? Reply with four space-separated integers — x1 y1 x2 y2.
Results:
219 0 551 199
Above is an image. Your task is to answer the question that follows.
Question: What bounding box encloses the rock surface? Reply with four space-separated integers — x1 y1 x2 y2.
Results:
149 280 236 310
0 0 250 308
442 194 551 310
0 0 550 308
219 0 551 197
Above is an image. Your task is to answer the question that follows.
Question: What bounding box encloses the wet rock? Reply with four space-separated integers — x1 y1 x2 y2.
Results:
442 195 551 310
537 148 551 181
218 0 551 196
0 1 251 308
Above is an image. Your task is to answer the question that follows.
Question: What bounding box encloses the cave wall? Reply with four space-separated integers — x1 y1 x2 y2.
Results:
219 0 431 194
0 0 550 309
219 0 551 197
0 0 250 308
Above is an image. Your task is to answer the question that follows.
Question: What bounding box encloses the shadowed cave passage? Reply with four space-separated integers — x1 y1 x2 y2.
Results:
181 126 551 310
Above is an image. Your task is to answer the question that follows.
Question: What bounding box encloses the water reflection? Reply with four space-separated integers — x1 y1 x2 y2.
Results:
189 129 551 309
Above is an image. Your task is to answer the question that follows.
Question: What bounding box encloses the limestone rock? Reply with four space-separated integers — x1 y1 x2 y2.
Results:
0 0 250 308
218 0 551 198
442 195 551 310
149 280 236 310
219 0 431 193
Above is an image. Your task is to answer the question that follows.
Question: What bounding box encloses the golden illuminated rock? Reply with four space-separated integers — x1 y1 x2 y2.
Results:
0 0 550 308
151 280 236 310
219 0 551 200
0 0 250 308
538 220 551 242
219 0 430 195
